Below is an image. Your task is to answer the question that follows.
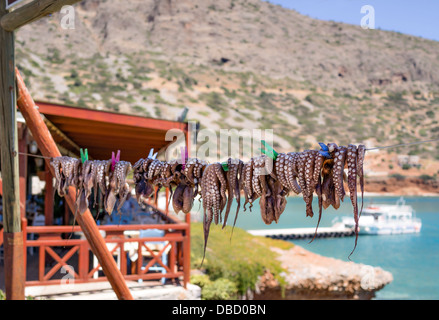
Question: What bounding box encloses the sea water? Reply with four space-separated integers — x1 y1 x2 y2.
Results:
227 196 439 300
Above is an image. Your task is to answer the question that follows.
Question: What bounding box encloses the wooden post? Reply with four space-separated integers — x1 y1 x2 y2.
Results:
18 125 28 220
183 212 191 289
18 126 28 282
16 68 133 300
0 2 25 300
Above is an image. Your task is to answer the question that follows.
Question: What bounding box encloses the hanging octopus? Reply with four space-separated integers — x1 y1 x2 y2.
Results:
296 150 321 218
200 163 228 262
347 144 359 257
244 155 288 225
222 158 244 230
332 145 348 209
284 152 302 195
50 156 81 197
173 158 207 214
92 160 112 208
104 160 132 215
76 160 94 215
357 145 366 216
132 158 155 204
242 158 257 211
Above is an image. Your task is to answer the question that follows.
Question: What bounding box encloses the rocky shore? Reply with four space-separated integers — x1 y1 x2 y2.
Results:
254 246 393 300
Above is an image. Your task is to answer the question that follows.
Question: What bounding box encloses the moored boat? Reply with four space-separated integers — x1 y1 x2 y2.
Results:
336 197 422 235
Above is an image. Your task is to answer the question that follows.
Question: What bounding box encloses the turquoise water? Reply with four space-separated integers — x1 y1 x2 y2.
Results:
227 196 439 300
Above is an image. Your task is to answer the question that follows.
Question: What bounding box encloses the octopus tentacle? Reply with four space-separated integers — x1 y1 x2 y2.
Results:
297 151 314 217
285 153 301 194
182 185 194 214
308 152 325 241
347 144 359 258
200 163 221 264
321 158 336 209
172 182 186 213
332 146 348 208
105 161 132 215
222 158 242 229
274 153 290 191
357 145 366 217
230 159 244 234
243 159 255 211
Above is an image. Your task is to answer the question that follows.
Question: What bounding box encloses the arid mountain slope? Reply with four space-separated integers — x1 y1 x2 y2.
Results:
15 0 439 164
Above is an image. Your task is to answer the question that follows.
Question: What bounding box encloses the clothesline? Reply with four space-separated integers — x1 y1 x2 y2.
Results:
16 137 439 160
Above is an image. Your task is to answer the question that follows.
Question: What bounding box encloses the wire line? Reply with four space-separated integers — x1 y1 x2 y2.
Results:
366 138 439 151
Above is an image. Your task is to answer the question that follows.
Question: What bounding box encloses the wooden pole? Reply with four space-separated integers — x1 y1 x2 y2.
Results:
1 0 82 32
18 125 28 220
0 2 25 300
16 68 133 300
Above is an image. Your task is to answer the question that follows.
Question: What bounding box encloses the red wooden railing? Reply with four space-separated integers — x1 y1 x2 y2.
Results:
15 211 191 288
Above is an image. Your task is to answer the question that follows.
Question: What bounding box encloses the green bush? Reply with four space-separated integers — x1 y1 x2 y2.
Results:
191 222 292 297
191 274 238 300
202 278 238 300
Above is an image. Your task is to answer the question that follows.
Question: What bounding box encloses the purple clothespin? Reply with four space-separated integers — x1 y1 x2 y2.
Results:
111 150 120 171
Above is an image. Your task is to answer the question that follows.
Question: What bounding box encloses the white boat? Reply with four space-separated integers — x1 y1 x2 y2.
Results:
336 197 422 235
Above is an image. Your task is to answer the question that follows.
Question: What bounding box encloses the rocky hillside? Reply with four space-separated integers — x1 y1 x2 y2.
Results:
15 0 439 162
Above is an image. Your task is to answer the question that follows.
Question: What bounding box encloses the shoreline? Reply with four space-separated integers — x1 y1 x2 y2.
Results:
254 245 393 300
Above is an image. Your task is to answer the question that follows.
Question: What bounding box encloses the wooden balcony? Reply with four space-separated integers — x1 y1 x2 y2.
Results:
1 208 190 288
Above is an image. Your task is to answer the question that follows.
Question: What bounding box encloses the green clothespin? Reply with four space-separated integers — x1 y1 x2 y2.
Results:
80 148 88 163
260 140 278 160
221 162 229 171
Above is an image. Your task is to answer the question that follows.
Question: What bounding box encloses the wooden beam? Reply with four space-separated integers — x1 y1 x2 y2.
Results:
16 68 133 300
0 2 25 300
1 0 82 32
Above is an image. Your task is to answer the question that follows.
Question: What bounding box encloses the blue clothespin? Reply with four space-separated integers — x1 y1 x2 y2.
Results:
318 142 331 158
80 148 88 163
319 142 329 151
147 148 158 159
111 150 120 171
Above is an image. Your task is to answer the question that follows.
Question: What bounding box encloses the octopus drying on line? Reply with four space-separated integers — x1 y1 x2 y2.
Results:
347 144 359 257
92 160 111 208
50 156 81 197
284 152 302 195
132 158 156 204
356 145 366 216
222 158 244 230
104 160 132 215
234 155 287 226
200 163 228 262
332 145 347 208
242 158 256 211
172 158 207 215
76 160 94 215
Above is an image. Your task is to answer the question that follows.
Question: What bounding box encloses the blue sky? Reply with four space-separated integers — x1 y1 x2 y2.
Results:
269 0 439 42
